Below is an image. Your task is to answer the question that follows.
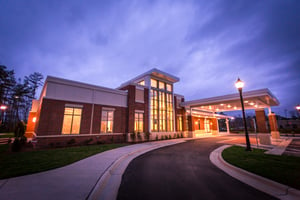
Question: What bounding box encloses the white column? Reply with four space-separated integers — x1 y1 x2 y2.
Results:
226 118 230 134
268 107 272 115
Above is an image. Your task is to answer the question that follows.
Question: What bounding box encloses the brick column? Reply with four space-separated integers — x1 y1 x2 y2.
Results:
211 118 218 135
269 113 280 139
255 109 271 145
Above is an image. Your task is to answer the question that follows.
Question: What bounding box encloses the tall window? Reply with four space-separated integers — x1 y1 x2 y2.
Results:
62 107 82 134
101 110 114 133
177 116 183 131
134 112 144 132
150 78 173 132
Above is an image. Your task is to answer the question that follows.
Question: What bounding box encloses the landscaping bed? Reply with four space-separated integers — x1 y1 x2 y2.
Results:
222 145 300 190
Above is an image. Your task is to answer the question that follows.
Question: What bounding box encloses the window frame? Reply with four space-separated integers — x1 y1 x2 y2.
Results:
101 109 114 133
62 106 82 134
134 111 144 132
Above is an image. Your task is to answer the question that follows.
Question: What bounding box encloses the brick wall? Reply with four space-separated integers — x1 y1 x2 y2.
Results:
255 109 269 133
35 134 125 149
36 98 127 136
122 85 149 133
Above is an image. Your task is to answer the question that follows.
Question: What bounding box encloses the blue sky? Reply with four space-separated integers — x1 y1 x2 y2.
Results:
0 0 299 116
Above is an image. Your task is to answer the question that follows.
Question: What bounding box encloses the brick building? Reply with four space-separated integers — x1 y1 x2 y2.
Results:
26 68 280 147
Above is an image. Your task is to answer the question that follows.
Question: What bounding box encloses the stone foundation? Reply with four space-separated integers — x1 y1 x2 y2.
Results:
258 133 271 145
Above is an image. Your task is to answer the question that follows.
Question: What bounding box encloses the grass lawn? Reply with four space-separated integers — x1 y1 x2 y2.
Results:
0 133 14 138
0 143 127 179
222 145 300 190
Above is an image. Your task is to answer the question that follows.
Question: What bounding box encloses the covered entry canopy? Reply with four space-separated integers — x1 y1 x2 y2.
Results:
181 88 279 113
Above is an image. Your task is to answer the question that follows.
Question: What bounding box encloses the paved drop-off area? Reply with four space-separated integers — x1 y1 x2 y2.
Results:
117 138 276 200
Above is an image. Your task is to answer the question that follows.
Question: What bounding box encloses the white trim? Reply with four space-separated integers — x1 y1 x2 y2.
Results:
135 110 144 113
182 88 279 107
43 97 128 108
102 107 116 111
46 76 127 96
135 100 145 103
65 104 83 108
118 68 180 88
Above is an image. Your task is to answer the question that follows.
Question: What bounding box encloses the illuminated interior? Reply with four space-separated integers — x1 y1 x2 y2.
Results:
101 110 114 133
62 107 82 134
150 78 173 132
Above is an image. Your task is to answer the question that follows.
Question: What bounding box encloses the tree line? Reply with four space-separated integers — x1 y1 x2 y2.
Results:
0 65 43 132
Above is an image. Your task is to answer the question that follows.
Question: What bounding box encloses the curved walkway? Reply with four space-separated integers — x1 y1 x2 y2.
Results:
0 139 185 200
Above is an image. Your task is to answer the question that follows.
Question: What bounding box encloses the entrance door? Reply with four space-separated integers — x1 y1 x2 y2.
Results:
204 119 211 133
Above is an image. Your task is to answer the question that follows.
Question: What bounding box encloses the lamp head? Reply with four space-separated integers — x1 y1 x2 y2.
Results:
235 77 244 90
0 105 7 110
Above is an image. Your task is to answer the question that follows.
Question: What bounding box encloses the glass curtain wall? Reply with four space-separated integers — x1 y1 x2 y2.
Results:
150 78 173 132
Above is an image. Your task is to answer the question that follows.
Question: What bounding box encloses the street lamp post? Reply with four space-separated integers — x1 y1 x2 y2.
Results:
235 78 252 151
296 104 300 112
0 105 7 125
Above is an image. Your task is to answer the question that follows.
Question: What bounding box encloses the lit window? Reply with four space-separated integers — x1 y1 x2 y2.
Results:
177 116 183 131
159 81 165 90
151 79 157 88
101 110 114 133
62 107 82 134
150 79 173 132
134 112 144 132
166 84 172 92
138 80 145 86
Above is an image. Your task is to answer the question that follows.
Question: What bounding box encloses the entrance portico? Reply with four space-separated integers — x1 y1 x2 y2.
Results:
181 88 280 144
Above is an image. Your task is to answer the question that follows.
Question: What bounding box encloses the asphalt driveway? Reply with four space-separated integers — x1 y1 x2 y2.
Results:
117 137 276 200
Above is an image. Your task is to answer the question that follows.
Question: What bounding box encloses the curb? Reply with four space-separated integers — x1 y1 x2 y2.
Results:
210 145 300 200
87 139 186 200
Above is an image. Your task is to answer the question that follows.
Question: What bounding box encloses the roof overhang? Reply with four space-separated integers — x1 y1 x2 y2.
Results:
181 88 279 112
118 68 179 88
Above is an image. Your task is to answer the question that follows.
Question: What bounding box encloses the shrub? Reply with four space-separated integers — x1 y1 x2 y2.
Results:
181 133 184 138
97 140 103 145
137 132 142 140
177 133 180 138
145 132 151 141
11 138 21 152
161 135 164 140
168 135 171 139
67 138 76 145
165 135 168 140
84 138 93 145
130 132 135 141
20 136 27 144
155 135 158 140
14 121 26 138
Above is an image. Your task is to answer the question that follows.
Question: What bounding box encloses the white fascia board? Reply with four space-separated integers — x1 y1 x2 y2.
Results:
46 76 127 96
117 68 180 88
182 88 279 107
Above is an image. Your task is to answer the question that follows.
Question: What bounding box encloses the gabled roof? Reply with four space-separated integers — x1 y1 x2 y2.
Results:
118 68 180 88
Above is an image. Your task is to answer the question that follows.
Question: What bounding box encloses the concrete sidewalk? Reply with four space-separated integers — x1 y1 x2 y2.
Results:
0 139 186 200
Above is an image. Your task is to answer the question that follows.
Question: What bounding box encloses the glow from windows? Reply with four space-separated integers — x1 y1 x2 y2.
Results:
62 107 82 134
150 78 173 132
101 110 114 133
138 80 145 86
134 112 144 132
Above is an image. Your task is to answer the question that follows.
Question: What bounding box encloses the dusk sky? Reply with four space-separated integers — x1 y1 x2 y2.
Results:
1 0 299 116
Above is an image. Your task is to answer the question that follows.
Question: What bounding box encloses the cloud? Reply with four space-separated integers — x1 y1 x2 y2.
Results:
0 0 299 116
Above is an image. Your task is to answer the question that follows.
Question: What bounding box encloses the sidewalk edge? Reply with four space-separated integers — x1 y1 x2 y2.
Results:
209 145 300 200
